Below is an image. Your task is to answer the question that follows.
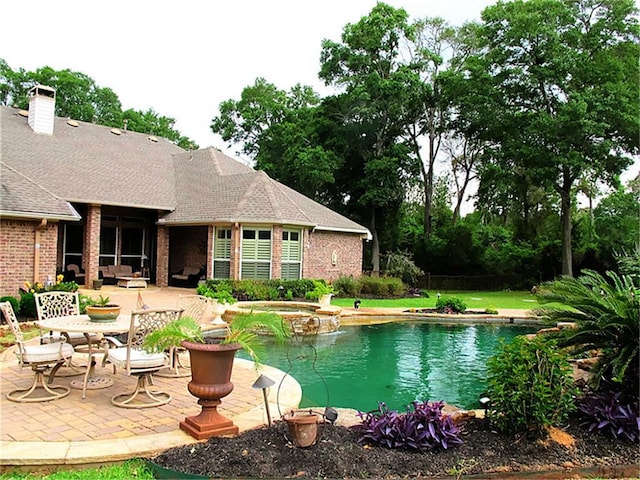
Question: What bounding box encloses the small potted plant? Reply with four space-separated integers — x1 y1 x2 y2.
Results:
143 311 289 440
85 295 121 322
305 280 334 306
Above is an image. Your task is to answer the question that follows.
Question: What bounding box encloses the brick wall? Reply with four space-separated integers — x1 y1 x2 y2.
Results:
0 219 58 298
303 230 363 281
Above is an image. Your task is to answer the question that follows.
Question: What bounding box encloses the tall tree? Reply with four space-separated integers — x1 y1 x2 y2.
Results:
319 2 421 273
403 17 472 236
210 78 319 160
256 103 342 200
461 0 639 275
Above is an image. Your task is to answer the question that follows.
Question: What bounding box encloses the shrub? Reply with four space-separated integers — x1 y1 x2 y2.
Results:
381 250 424 285
79 294 94 314
357 276 405 297
18 292 37 318
435 296 467 313
198 279 319 302
484 305 498 314
17 278 79 319
356 401 462 451
196 280 236 304
485 335 578 435
304 280 333 302
0 296 20 316
577 390 640 443
333 275 358 297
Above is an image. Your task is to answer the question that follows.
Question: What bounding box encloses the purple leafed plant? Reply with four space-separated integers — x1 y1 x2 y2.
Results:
577 391 640 443
355 401 463 451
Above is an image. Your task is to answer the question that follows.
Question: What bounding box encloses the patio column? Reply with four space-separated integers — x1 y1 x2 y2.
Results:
84 205 101 288
156 225 170 287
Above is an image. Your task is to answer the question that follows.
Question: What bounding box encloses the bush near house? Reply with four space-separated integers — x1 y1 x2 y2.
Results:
198 279 322 302
0 296 20 316
17 278 79 319
198 277 411 302
333 275 358 296
357 276 406 297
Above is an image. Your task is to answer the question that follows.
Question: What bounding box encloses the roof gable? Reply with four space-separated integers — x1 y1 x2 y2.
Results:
0 162 80 220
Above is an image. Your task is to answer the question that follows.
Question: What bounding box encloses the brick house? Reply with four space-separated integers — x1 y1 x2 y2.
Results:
0 85 371 297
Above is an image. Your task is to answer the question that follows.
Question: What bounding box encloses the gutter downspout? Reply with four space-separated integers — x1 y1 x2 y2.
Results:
34 219 48 283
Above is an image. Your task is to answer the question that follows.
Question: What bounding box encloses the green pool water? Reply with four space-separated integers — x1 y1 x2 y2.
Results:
240 320 540 412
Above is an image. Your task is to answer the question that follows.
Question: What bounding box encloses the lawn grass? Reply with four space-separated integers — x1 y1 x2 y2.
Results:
0 459 153 479
331 290 539 310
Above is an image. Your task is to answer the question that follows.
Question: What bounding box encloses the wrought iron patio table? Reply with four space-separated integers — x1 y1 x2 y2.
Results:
35 314 131 399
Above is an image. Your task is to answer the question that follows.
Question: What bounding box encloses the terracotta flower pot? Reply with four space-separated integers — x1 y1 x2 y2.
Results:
283 410 322 447
179 340 242 440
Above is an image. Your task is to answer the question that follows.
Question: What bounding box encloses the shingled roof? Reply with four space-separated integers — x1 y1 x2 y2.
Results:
0 106 370 237
1 107 180 210
0 162 80 221
160 149 369 234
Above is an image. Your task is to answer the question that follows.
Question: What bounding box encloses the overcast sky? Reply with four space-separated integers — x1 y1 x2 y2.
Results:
2 0 495 152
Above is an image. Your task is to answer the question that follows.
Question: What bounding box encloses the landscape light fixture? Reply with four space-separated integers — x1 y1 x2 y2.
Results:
252 374 276 426
324 406 338 423
479 396 490 416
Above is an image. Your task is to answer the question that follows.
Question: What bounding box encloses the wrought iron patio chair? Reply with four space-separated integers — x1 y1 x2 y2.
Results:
156 295 211 378
106 308 182 408
35 291 103 375
1 301 75 402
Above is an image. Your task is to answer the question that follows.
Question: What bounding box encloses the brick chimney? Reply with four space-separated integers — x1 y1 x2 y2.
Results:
28 85 56 135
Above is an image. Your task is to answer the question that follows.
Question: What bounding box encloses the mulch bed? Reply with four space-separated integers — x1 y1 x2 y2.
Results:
151 415 639 479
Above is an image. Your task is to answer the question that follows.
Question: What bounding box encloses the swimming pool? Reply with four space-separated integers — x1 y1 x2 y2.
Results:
240 320 540 412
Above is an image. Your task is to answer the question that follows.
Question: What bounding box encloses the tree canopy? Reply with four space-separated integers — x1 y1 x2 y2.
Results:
0 61 198 150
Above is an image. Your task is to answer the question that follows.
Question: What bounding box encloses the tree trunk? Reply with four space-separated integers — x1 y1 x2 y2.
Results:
424 122 436 238
370 208 380 276
560 187 573 277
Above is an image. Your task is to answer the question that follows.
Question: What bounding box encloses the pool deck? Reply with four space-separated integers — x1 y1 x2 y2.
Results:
0 286 537 473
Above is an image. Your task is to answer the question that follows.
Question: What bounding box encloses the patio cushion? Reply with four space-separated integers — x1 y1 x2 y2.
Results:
108 348 167 369
171 266 200 281
18 342 75 363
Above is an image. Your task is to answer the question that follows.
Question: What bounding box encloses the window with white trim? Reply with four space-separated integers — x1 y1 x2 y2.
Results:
213 228 231 279
281 229 302 279
241 227 271 279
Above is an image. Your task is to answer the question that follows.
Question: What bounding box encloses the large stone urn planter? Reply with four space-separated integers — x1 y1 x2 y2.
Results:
179 340 242 440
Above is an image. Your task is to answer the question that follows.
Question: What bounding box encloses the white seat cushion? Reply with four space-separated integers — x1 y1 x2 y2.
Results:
18 342 74 363
107 348 167 370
